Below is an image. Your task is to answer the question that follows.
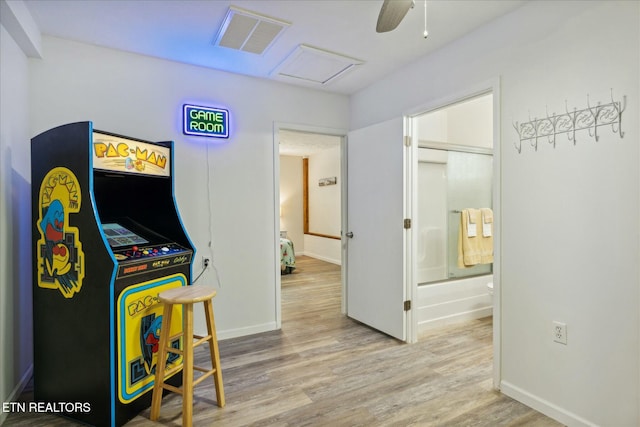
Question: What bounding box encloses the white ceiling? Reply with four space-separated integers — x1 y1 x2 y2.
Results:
23 0 526 156
24 0 526 96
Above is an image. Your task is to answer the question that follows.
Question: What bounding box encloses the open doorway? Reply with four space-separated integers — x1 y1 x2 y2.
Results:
414 93 494 333
275 127 345 328
410 89 500 387
279 129 342 267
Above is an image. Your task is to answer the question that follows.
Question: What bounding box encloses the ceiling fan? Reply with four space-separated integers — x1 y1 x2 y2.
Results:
376 0 415 33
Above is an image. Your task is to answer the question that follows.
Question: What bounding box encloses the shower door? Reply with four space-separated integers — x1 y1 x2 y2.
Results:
417 149 493 284
446 151 493 279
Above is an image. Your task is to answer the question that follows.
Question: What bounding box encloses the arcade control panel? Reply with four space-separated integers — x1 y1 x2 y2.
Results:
112 243 192 279
113 243 186 261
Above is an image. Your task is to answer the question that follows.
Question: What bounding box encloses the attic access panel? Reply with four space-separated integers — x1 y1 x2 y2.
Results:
272 44 364 85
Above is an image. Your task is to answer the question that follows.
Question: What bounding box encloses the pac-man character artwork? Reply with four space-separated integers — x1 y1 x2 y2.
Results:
36 167 85 298
139 313 180 380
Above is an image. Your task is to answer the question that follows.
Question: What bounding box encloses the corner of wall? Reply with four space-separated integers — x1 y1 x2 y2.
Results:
0 0 42 58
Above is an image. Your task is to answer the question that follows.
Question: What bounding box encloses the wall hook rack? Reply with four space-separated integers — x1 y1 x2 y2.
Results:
513 89 626 153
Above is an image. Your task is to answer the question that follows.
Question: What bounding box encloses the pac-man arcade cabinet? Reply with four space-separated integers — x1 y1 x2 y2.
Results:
31 122 195 426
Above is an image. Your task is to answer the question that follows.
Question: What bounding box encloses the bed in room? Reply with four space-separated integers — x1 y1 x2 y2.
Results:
280 237 295 274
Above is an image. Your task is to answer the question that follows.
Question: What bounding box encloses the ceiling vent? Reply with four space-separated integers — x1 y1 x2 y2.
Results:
213 6 290 55
272 44 364 85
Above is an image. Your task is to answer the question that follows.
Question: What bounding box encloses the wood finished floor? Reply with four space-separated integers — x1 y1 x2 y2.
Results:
7 256 563 426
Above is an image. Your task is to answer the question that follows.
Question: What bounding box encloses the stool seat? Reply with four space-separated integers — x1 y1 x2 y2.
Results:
150 284 225 425
158 285 217 304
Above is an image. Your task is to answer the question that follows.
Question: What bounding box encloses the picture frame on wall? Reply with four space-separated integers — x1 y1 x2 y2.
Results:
318 177 337 186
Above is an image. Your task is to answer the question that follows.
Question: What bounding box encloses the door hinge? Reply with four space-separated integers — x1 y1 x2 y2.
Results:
404 218 411 229
404 135 411 147
404 300 412 311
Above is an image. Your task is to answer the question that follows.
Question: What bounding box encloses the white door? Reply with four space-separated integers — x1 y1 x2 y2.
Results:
345 117 408 340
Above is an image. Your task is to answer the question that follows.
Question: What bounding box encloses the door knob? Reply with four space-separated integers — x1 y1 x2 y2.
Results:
345 232 354 238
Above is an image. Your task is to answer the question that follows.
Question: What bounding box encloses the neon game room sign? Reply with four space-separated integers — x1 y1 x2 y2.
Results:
183 104 230 139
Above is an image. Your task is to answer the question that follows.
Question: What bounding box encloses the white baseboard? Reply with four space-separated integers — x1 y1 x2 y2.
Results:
300 252 341 266
0 364 33 424
500 380 598 427
418 306 492 331
216 321 278 341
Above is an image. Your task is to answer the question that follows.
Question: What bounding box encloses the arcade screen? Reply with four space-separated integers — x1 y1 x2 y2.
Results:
102 223 149 248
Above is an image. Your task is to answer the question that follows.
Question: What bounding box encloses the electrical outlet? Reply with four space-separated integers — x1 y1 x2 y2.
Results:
203 257 210 269
553 321 567 345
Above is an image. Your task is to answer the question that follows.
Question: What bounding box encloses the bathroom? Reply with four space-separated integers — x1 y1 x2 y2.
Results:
414 93 495 333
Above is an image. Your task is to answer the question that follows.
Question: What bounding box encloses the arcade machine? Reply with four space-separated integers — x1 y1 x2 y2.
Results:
31 122 195 426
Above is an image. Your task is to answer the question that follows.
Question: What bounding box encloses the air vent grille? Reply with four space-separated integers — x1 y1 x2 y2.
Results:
214 6 290 55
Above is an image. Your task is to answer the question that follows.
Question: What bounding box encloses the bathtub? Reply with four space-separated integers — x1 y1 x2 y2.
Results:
416 274 493 332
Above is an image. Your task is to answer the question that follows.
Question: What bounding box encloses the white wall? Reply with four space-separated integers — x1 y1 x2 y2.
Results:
0 23 32 420
446 94 492 148
279 155 304 251
28 36 349 340
305 145 341 264
0 0 42 417
308 146 341 236
418 93 493 149
418 109 447 143
303 234 341 265
351 1 639 426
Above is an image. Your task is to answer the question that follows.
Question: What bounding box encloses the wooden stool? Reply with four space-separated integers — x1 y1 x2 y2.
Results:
150 285 225 425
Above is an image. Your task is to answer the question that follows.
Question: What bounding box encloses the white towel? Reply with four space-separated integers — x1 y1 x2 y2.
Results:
466 208 478 237
481 208 493 237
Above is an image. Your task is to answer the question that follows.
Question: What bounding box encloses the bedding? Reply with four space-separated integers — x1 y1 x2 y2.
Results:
280 237 295 274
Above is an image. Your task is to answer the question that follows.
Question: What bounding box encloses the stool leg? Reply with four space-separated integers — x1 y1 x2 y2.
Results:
204 299 225 407
183 302 194 427
150 302 173 421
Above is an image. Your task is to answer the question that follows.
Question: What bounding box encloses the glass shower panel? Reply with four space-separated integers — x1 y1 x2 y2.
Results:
446 151 493 279
416 161 448 283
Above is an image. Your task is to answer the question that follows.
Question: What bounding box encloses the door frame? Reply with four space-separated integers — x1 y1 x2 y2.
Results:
404 77 502 389
272 122 348 329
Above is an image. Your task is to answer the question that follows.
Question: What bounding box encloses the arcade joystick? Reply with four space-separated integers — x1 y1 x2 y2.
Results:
132 246 139 252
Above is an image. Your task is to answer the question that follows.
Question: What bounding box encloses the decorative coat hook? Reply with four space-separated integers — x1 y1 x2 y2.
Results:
513 89 626 153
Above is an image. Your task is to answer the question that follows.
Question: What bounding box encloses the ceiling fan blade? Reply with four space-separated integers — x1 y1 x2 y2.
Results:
376 0 414 33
